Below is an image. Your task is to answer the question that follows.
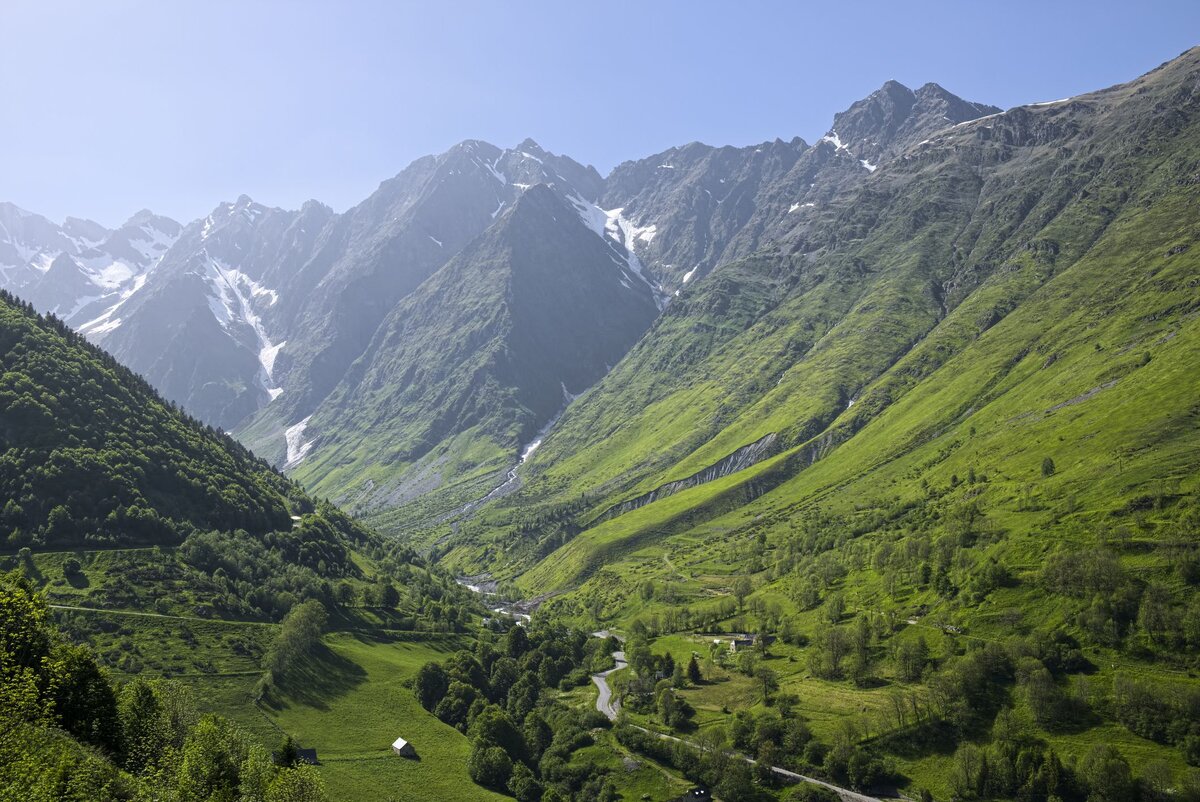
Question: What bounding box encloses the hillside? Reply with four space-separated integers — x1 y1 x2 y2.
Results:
434 47 1200 799
455 46 1200 581
0 289 306 550
0 289 515 801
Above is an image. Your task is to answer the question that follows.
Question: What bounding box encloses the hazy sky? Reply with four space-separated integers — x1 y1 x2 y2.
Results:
3 1 1198 227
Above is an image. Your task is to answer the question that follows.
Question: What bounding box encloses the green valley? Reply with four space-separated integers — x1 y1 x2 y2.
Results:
2 21 1199 802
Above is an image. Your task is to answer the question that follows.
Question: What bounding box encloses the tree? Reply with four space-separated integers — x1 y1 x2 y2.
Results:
755 666 779 704
824 592 846 624
895 636 929 682
119 678 167 774
504 625 530 659
468 705 525 763
715 760 754 802
686 654 702 685
263 600 327 682
239 744 276 802
755 740 780 786
52 642 121 753
467 742 512 790
522 711 552 763
1041 457 1056 477
433 681 478 731
1078 743 1132 802
507 760 542 802
785 785 839 802
275 734 300 767
413 662 450 711
732 576 753 613
266 764 327 802
176 714 251 802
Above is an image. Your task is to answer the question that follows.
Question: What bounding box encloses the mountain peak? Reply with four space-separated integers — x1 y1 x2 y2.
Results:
825 78 998 167
876 79 913 97
119 208 175 230
515 137 545 155
63 216 110 242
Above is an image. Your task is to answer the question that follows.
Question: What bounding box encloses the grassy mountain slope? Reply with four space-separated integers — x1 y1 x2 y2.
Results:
446 46 1200 585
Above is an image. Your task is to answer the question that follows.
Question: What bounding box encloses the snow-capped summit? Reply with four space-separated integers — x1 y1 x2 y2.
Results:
0 202 180 328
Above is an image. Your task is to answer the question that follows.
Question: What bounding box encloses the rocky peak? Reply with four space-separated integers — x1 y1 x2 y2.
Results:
822 80 999 169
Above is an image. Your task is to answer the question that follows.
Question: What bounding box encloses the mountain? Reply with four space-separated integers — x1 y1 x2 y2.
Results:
0 288 310 549
598 80 1000 293
0 85 1002 526
820 79 1001 169
235 140 611 439
285 184 661 516
88 196 336 430
0 203 180 328
448 46 1200 593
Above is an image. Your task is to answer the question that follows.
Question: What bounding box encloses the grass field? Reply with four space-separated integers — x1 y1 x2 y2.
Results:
263 632 507 802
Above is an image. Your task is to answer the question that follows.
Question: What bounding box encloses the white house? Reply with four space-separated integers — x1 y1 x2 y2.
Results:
391 736 416 757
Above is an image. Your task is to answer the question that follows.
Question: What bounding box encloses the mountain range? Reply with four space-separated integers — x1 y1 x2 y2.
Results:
1 76 1006 530
4 44 1200 802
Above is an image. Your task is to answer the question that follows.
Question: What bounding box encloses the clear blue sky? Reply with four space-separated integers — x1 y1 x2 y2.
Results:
3 1 1197 227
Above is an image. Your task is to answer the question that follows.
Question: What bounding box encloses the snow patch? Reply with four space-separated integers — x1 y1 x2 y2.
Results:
564 193 669 309
484 158 507 185
203 256 284 397
428 235 443 247
952 112 1002 128
682 265 699 283
283 416 315 469
85 316 122 335
78 267 156 337
821 130 848 150
860 159 878 172
260 339 286 377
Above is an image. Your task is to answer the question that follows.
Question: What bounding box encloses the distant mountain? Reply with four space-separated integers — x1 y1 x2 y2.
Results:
0 203 179 328
90 195 335 430
819 79 1001 169
597 81 1001 293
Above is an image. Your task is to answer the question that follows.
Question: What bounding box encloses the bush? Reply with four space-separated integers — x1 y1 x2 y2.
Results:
785 784 840 802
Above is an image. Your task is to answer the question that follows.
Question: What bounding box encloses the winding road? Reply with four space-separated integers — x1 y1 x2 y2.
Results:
592 649 627 719
589 640 884 802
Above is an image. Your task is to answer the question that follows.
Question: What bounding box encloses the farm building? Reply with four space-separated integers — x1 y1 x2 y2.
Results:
391 736 416 757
